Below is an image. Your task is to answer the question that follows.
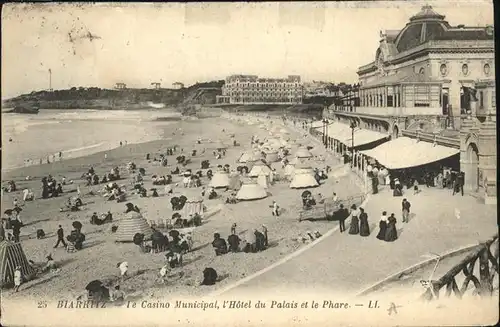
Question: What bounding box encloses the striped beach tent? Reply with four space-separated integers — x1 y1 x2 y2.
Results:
115 212 153 242
0 241 36 288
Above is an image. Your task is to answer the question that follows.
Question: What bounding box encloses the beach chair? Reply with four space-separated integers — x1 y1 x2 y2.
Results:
157 219 165 229
149 220 157 228
67 242 76 253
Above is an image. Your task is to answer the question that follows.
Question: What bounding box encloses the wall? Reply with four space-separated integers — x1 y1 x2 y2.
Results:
355 106 442 116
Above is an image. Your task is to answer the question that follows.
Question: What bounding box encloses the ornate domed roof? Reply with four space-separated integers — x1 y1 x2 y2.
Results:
409 5 445 22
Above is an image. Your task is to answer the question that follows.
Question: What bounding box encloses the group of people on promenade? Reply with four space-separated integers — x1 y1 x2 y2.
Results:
335 197 413 243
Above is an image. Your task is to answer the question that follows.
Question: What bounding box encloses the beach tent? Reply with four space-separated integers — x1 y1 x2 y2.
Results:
236 180 268 201
289 163 318 189
0 241 36 288
284 164 296 178
209 171 230 188
289 172 319 189
295 147 313 159
183 196 204 217
288 157 304 166
264 151 280 163
238 151 261 164
291 162 315 177
228 174 242 191
115 212 153 242
248 161 272 177
257 173 270 189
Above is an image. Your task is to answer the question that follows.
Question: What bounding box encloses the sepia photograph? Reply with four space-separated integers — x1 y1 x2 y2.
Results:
1 1 497 326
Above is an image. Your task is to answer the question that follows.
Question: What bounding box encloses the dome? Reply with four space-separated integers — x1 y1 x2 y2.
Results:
394 5 493 53
409 5 445 22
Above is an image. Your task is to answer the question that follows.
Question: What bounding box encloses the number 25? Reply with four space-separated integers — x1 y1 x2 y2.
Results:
38 301 47 308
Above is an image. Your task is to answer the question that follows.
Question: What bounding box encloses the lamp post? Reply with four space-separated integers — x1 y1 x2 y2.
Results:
322 118 329 148
350 121 356 168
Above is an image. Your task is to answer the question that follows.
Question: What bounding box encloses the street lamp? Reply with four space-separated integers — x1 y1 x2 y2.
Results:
350 121 356 168
322 118 329 148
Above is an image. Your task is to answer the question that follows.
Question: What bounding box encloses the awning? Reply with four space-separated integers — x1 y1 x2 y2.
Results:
360 137 460 170
327 124 387 147
343 129 389 147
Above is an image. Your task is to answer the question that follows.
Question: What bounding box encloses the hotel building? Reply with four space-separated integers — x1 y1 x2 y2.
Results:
323 5 496 204
216 75 303 104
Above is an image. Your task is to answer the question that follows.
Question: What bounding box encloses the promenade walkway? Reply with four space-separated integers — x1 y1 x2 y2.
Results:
222 131 497 296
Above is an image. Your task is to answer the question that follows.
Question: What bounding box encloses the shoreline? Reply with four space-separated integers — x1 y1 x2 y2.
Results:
1 112 187 174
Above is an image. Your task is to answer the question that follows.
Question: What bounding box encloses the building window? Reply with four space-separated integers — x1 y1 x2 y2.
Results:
419 67 425 75
387 95 394 107
484 63 491 76
492 90 496 108
462 64 469 76
414 85 431 107
440 64 447 76
479 91 484 109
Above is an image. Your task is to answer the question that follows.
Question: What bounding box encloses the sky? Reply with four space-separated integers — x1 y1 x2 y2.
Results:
1 1 494 99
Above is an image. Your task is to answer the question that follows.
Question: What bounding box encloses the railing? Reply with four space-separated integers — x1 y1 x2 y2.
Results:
336 106 443 116
401 130 460 149
420 235 499 301
298 193 367 222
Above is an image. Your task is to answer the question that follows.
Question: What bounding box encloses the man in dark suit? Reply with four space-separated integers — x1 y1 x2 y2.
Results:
338 204 349 233
54 225 67 248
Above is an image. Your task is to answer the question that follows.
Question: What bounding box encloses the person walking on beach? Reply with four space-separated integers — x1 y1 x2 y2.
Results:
118 261 128 281
402 199 411 223
59 151 62 160
271 201 280 217
54 225 67 248
14 266 22 292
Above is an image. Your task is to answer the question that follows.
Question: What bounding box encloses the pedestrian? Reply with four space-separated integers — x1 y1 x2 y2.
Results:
338 204 347 233
261 225 268 247
384 213 398 242
231 223 237 235
402 198 411 223
332 192 338 203
104 153 108 160
348 204 360 235
359 207 370 237
376 211 388 240
54 225 67 248
14 266 22 292
120 141 123 147
118 261 128 281
59 151 62 160
453 172 464 196
12 220 21 243
271 201 280 217
413 179 420 194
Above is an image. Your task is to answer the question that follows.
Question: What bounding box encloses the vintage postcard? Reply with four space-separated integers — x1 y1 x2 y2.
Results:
1 1 497 326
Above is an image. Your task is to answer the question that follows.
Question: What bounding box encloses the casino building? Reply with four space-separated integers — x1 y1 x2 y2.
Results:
216 74 303 105
321 5 496 204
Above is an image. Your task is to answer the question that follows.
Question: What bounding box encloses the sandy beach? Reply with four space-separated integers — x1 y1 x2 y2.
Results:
1 113 363 301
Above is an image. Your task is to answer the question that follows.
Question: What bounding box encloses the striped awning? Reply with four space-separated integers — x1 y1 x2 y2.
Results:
361 137 460 169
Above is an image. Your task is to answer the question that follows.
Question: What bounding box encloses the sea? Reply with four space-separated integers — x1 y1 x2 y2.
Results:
1 109 182 171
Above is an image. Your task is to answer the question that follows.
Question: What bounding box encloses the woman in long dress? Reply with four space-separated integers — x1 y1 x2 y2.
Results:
376 211 387 240
348 204 360 235
384 213 398 242
359 208 370 237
